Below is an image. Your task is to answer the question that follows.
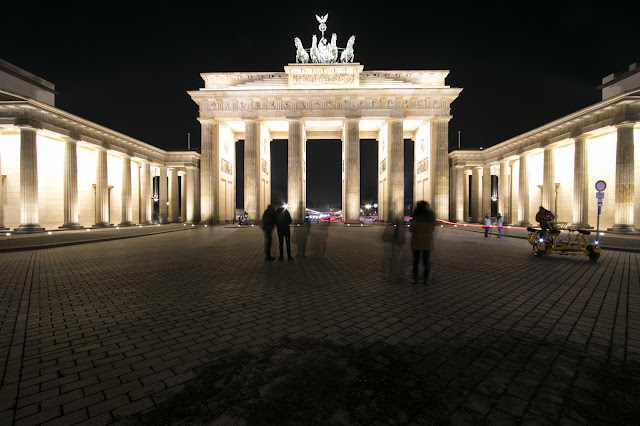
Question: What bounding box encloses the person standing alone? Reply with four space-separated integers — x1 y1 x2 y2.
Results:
409 201 435 284
275 207 293 261
261 205 276 261
483 214 492 237
496 213 504 238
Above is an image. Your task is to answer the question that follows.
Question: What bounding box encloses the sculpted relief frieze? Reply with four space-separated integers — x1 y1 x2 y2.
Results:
291 73 355 85
205 97 448 113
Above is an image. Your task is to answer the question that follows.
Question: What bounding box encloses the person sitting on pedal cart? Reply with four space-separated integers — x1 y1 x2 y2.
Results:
535 206 555 240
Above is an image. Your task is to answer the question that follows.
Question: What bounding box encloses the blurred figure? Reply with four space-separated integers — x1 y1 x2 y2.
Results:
295 218 311 258
410 201 435 284
382 215 407 280
261 205 276 261
275 207 293 261
316 218 330 256
496 213 504 238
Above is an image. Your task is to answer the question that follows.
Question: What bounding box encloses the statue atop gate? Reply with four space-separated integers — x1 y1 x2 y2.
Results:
293 14 356 64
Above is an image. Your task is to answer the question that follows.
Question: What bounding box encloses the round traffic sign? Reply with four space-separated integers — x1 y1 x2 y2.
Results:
595 180 606 191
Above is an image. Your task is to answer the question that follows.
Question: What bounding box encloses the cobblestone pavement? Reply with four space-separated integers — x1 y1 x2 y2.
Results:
0 224 638 424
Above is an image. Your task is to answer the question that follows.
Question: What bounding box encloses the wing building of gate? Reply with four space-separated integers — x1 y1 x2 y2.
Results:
189 18 462 224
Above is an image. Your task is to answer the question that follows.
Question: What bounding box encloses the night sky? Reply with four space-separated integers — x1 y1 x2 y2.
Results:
4 1 638 208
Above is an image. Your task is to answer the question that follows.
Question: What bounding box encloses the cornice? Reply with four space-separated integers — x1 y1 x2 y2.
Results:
448 90 640 165
0 100 173 164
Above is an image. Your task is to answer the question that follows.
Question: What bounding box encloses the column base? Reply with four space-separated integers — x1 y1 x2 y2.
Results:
607 224 640 234
13 224 46 234
118 221 136 227
516 222 532 227
139 220 153 225
92 223 113 228
59 223 84 230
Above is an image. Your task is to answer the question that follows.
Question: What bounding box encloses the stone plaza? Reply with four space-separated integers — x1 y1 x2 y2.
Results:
0 225 638 424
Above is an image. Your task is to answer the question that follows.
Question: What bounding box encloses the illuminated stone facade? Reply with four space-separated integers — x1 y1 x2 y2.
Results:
189 64 462 223
449 64 640 232
0 59 200 232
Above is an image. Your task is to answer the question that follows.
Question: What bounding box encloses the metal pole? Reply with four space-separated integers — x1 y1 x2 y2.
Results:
187 133 191 150
596 205 601 244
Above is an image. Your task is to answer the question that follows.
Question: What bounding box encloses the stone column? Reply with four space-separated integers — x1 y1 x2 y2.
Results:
0 141 4 230
119 155 134 226
15 127 45 233
499 160 510 221
432 118 450 220
343 119 360 222
388 119 404 221
572 136 590 228
158 166 168 224
453 166 465 222
168 168 179 222
610 123 637 232
517 153 531 225
139 161 152 224
288 119 305 222
180 171 187 222
60 137 82 229
471 167 482 222
482 165 492 219
94 147 110 227
463 170 470 222
200 120 218 224
186 166 197 223
542 146 555 211
244 120 260 223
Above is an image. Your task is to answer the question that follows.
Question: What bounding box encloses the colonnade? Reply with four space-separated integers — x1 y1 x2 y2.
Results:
200 117 451 225
450 123 638 232
0 127 199 232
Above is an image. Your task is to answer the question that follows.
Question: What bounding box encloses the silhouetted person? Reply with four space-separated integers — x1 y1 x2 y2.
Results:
295 218 311 258
410 201 435 284
275 207 293 261
261 205 276 261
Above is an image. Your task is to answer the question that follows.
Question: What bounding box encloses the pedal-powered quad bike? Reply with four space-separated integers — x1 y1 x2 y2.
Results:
527 224 601 261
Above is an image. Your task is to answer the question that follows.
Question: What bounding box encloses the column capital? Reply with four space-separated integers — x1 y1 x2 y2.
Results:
15 118 41 131
60 134 81 143
615 121 636 130
432 115 453 124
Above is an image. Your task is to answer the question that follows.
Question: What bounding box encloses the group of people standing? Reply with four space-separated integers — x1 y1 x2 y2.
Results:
483 213 504 237
261 205 293 261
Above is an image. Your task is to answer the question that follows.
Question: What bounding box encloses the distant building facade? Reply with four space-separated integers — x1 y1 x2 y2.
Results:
449 63 640 233
0 59 200 232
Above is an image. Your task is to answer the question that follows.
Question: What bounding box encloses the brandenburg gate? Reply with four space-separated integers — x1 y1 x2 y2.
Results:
189 15 462 223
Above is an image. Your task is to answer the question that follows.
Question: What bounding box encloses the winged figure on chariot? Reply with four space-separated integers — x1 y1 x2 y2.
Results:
294 14 356 64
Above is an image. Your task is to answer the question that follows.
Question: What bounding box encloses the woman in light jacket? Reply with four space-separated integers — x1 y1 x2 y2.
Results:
410 201 435 284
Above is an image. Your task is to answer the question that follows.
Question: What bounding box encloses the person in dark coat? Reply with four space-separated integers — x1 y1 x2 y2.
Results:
261 205 276 261
409 201 435 284
275 207 293 261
